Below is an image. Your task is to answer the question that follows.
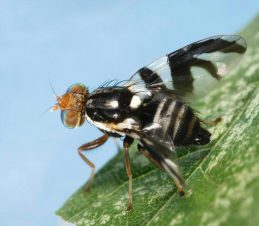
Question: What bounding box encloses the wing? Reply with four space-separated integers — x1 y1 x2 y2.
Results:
125 35 246 99
126 124 186 189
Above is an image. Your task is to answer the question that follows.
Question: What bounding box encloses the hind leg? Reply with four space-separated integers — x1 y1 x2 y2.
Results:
201 116 222 126
138 144 185 196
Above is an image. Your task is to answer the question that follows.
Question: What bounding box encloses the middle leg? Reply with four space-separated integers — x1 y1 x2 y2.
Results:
123 136 134 211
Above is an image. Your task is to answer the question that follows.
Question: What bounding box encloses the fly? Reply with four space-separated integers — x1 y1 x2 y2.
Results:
52 35 246 210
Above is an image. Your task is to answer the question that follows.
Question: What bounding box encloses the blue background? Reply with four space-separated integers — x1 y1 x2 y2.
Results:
0 1 258 225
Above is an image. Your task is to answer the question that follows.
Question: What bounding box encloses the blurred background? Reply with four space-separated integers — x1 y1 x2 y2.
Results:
0 1 258 225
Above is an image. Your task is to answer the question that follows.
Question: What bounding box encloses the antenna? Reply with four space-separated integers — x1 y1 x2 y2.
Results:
48 79 59 98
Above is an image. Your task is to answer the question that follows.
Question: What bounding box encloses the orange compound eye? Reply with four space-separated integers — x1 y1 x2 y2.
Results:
52 83 88 128
60 83 88 128
66 83 88 95
61 110 85 129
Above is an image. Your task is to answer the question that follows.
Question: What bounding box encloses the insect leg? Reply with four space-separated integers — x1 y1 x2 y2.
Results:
123 136 134 211
77 134 109 191
201 116 222 126
137 144 162 169
138 144 185 196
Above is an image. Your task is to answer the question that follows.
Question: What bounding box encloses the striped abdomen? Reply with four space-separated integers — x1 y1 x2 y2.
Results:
141 96 211 146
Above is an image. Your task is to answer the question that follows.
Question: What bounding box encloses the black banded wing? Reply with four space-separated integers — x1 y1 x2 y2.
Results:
125 35 246 99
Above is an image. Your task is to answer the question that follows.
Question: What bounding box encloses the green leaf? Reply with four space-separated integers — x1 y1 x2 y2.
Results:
56 14 259 226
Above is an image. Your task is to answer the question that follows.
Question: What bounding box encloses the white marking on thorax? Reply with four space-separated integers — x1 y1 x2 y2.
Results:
143 123 161 132
106 100 119 108
85 114 116 133
130 95 142 109
117 118 139 130
85 114 139 136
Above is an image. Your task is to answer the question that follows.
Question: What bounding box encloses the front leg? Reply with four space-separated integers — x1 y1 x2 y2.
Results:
78 134 109 191
123 136 134 211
